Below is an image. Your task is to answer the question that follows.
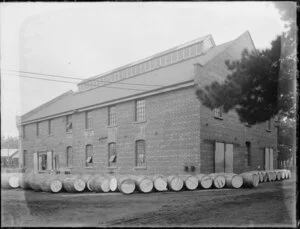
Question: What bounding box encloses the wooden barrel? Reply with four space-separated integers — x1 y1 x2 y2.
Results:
90 175 110 193
130 175 154 193
196 174 213 189
167 175 184 191
180 175 199 190
222 173 243 189
152 174 168 191
209 173 226 189
275 170 282 181
258 171 264 183
1 173 17 189
19 173 33 189
117 176 136 194
108 176 118 192
86 174 98 191
287 170 291 179
80 174 93 191
29 174 45 191
261 171 268 182
40 175 63 193
63 175 86 192
240 172 259 188
281 170 287 179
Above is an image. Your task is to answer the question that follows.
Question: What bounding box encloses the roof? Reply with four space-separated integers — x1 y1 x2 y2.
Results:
21 31 255 124
1 149 18 158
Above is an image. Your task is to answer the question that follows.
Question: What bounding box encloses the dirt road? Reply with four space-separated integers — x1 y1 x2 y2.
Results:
1 178 296 227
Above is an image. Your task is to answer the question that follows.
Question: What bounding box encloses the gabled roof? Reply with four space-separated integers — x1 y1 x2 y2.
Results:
21 31 255 124
1 149 18 157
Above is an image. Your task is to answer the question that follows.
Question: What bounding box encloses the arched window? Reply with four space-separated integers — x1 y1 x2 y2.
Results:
135 140 146 167
66 146 73 167
108 143 117 167
86 144 93 167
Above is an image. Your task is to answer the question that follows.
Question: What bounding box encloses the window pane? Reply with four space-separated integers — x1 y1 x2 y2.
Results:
135 99 145 122
136 140 145 166
108 143 117 166
86 145 93 167
108 106 116 126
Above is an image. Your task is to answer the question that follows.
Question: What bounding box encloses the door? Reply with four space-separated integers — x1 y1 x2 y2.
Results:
215 142 225 173
225 143 233 173
269 148 274 170
265 148 270 170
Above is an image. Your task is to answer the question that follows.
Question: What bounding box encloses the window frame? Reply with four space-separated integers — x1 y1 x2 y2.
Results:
36 122 40 137
48 119 53 136
108 105 117 126
214 106 223 119
66 115 73 133
85 144 93 167
66 146 73 167
108 142 117 167
38 151 47 171
85 111 93 130
135 140 146 167
135 99 146 122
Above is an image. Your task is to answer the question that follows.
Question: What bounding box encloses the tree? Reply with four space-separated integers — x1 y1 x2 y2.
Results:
196 2 297 125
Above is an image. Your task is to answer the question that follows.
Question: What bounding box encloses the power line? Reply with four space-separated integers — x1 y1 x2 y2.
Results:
1 68 163 87
2 73 149 92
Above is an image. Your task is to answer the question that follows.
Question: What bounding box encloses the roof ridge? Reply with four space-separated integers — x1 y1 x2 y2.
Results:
21 90 74 121
79 34 213 85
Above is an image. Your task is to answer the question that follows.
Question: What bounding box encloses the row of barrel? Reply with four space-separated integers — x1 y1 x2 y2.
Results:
1 169 291 195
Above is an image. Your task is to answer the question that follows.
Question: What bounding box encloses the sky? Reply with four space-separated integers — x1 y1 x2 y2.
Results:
0 2 285 137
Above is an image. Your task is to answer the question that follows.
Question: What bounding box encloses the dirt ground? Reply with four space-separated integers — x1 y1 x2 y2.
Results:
1 177 297 227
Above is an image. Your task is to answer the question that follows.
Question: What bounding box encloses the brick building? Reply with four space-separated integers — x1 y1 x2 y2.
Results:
18 31 278 176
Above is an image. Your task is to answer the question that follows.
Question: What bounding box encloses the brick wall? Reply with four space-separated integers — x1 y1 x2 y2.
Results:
20 86 201 176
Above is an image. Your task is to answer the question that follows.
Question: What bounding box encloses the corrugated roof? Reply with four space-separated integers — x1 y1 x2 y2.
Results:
21 31 254 123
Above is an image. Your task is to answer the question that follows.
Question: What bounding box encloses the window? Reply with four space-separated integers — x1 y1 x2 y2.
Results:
36 122 40 137
38 152 47 171
136 140 146 167
266 120 271 131
85 111 93 130
23 150 27 167
214 106 223 119
245 142 251 166
66 146 73 167
66 115 72 133
108 143 117 167
108 106 116 126
22 125 26 139
85 144 93 167
135 99 146 122
48 119 53 135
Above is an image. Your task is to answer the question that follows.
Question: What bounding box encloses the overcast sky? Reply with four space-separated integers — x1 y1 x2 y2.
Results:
1 2 285 137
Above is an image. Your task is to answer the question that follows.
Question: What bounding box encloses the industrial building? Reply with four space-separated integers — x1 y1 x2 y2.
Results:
18 31 278 175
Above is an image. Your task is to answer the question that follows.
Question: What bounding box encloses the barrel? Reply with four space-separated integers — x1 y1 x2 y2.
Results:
63 175 86 192
86 174 98 191
40 175 63 193
275 170 282 181
287 170 291 179
1 173 20 189
223 173 243 189
196 174 213 189
108 176 118 192
258 171 264 183
180 175 199 190
261 171 268 182
240 172 259 188
281 170 287 179
209 173 226 189
29 174 45 191
152 174 168 191
167 175 184 191
130 175 154 193
80 174 93 191
117 176 136 194
90 175 110 193
18 172 33 189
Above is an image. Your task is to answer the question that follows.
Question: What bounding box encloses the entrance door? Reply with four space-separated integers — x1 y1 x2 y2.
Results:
225 143 233 173
215 142 234 173
265 148 273 170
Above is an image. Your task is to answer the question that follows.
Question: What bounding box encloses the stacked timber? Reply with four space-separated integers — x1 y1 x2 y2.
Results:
90 175 110 193
222 173 243 189
196 174 213 189
1 173 21 189
19 173 33 189
152 174 168 191
62 175 86 192
167 175 184 191
180 175 199 191
117 175 136 194
40 175 63 193
240 172 259 188
209 173 226 189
